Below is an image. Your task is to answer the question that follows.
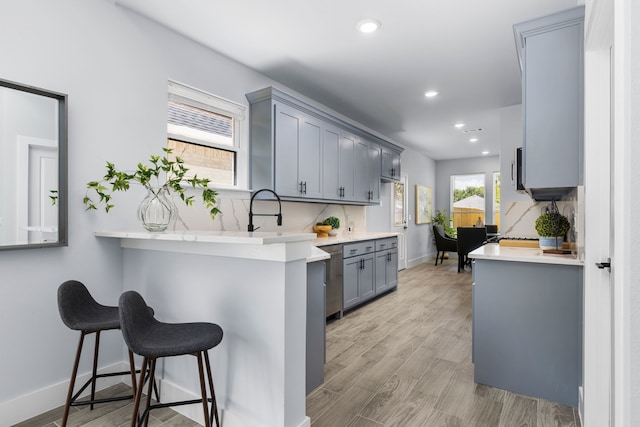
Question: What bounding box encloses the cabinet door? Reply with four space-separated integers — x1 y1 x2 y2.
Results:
299 116 323 199
387 249 398 289
360 254 375 302
523 19 583 189
322 127 340 200
354 140 371 202
368 144 381 203
375 251 389 294
274 103 301 197
339 132 356 201
381 148 401 181
343 257 361 310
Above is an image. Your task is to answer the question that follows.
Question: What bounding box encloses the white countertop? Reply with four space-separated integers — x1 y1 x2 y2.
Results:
313 232 399 247
96 230 316 244
307 246 330 263
96 230 316 262
469 243 584 266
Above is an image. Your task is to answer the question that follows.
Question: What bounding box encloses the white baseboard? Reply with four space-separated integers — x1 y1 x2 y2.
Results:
160 379 310 427
0 361 129 426
407 255 429 268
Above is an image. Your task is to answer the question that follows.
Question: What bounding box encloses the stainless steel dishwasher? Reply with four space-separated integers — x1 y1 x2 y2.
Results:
322 244 343 319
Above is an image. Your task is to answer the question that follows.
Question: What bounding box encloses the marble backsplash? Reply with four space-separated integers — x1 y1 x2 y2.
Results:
170 191 366 236
501 187 583 257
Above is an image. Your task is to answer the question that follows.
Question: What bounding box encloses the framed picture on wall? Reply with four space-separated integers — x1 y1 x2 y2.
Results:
415 185 433 224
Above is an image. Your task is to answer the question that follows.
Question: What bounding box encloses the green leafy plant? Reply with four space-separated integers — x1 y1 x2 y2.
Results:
535 212 570 237
432 209 456 238
322 216 340 229
84 148 220 220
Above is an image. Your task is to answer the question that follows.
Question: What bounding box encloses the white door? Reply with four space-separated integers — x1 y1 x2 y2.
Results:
582 0 630 425
16 136 58 244
391 175 408 270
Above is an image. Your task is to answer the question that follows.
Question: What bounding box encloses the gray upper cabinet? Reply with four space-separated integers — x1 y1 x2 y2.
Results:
381 147 401 182
272 102 322 199
247 87 402 204
354 140 381 203
513 6 584 200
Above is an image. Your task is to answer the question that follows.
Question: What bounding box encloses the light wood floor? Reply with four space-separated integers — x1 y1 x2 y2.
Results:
15 260 581 427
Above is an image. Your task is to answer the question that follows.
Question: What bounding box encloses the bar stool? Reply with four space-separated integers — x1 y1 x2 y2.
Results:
119 290 223 427
57 280 152 426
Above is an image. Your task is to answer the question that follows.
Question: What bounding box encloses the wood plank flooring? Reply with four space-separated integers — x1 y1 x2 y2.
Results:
14 260 581 427
308 261 581 427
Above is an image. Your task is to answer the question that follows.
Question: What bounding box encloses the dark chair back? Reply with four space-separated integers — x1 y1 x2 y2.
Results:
485 224 498 234
433 224 457 252
457 227 487 257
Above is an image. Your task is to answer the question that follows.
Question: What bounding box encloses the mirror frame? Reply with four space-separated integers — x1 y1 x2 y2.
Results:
0 78 67 250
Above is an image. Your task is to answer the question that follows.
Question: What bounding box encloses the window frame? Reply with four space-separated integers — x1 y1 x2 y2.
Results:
167 80 247 190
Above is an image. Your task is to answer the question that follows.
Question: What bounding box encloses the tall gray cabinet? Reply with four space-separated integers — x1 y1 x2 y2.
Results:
513 6 584 200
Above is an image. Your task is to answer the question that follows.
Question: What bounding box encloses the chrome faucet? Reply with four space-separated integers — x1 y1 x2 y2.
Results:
248 189 283 232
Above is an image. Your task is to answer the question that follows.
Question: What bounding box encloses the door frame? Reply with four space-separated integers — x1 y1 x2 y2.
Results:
391 175 408 270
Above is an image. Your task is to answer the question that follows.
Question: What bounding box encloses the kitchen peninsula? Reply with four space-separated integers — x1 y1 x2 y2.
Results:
469 243 584 407
96 230 316 427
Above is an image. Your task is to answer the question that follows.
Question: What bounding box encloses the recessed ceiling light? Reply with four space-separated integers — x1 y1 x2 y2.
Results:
424 91 439 98
454 123 465 128
358 19 381 33
482 150 490 155
469 138 478 143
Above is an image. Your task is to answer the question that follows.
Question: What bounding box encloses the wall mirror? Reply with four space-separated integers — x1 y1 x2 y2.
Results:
0 78 67 250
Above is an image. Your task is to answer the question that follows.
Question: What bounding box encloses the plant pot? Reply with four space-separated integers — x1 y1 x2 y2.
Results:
313 225 332 238
328 229 338 237
539 236 563 250
137 186 176 232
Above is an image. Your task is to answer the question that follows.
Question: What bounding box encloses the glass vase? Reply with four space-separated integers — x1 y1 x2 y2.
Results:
137 186 176 232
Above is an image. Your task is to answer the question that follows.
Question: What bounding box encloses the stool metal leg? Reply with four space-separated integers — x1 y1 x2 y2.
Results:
61 331 86 427
130 357 148 427
142 358 157 427
203 351 220 427
90 331 101 410
128 349 137 392
196 352 211 427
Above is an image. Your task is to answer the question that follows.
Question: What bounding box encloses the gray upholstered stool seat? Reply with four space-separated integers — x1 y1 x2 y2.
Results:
57 280 153 427
119 290 223 427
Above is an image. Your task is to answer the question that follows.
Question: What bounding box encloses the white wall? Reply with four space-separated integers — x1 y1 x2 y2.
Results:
366 145 436 266
0 0 282 422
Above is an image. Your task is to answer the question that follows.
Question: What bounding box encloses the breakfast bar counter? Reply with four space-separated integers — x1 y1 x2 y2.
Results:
97 230 316 427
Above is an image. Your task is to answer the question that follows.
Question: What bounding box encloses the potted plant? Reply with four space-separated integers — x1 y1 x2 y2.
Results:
84 148 220 232
431 209 456 244
323 216 340 237
535 211 570 250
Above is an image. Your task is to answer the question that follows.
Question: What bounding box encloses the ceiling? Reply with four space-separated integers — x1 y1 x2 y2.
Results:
116 0 578 160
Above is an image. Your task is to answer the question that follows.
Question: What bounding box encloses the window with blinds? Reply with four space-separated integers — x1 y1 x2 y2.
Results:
167 81 245 187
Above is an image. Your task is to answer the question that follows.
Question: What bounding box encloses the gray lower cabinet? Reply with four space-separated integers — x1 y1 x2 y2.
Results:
343 237 397 311
473 259 583 407
306 260 326 394
513 6 584 199
343 241 375 310
375 237 398 294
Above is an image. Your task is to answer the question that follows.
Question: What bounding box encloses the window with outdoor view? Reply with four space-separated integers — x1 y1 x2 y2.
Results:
493 172 501 230
451 174 485 228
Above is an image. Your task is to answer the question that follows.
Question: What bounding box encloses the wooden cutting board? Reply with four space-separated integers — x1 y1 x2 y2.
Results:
499 239 540 248
499 239 571 249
